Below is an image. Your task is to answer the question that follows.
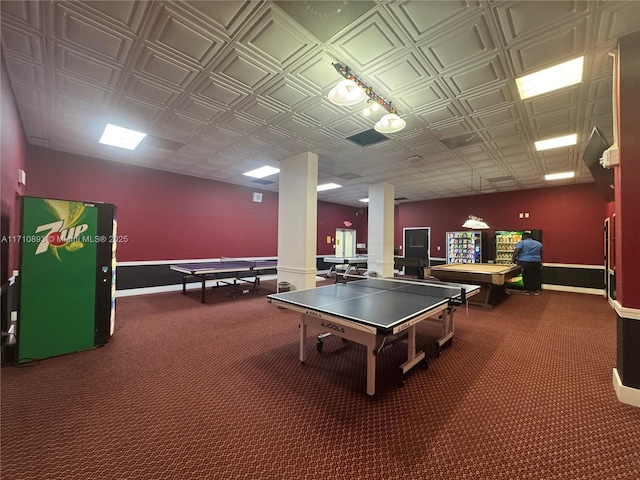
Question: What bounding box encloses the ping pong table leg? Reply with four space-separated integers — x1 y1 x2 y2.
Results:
366 344 376 396
435 308 455 356
299 315 307 363
398 325 427 385
201 276 206 303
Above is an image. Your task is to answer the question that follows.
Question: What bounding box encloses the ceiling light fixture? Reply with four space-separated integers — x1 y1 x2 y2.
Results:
99 123 147 150
462 215 490 230
327 79 366 106
516 56 584 100
374 113 407 134
329 63 406 133
317 183 342 192
535 134 577 151
362 101 379 117
243 166 280 178
463 171 489 230
545 171 575 181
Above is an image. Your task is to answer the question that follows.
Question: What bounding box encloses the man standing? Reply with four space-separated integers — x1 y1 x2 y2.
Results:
512 231 544 295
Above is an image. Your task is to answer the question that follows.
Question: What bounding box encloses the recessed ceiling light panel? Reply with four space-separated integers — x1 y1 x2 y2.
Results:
516 57 584 100
545 171 575 181
243 166 280 178
99 124 147 150
317 183 342 192
535 134 577 151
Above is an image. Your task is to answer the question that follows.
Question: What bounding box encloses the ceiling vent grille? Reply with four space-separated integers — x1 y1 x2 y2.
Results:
346 129 389 147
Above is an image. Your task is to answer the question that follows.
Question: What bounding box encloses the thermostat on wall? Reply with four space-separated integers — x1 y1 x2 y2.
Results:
252 192 263 203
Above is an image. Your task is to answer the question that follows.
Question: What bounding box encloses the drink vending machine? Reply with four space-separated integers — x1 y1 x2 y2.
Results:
17 196 117 363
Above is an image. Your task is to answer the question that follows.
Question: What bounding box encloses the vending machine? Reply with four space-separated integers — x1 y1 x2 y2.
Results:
494 231 523 265
446 231 487 264
494 229 542 288
17 196 117 363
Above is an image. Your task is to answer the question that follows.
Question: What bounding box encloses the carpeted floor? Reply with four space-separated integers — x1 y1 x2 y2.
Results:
1 280 639 479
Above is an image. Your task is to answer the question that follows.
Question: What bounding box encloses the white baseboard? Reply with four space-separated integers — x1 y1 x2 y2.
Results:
613 368 640 408
541 284 604 295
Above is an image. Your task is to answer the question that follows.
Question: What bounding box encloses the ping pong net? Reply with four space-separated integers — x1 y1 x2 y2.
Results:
339 274 470 305
219 256 253 264
218 257 276 267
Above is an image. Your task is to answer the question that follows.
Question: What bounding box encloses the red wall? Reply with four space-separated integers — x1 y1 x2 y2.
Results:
317 202 367 256
1 58 27 283
396 184 606 265
24 146 607 266
25 146 360 262
615 31 640 308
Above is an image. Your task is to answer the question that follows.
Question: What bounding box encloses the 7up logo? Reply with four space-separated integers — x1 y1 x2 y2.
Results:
31 198 90 260
35 221 89 255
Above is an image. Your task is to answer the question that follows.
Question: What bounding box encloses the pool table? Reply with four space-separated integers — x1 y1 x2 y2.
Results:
424 263 522 307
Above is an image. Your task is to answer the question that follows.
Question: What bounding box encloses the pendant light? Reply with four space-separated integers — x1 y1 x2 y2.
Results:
462 170 489 229
374 113 406 134
328 79 366 106
328 63 406 133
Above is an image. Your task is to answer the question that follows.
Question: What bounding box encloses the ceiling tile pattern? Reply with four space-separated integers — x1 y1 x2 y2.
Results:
2 0 639 206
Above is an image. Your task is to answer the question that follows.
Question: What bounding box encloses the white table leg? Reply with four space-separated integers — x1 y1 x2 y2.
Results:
366 344 376 396
299 315 307 363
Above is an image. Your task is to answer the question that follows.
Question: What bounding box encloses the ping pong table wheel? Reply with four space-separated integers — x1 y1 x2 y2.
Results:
397 376 405 387
316 338 323 353
420 359 428 370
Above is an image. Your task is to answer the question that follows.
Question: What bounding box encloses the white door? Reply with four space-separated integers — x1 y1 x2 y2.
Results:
335 229 356 257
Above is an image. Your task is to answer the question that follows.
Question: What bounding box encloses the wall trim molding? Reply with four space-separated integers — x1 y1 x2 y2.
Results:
613 368 640 408
541 284 603 295
613 300 640 320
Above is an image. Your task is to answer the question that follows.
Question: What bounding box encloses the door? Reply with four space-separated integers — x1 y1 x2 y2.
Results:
335 229 356 258
403 227 430 277
605 217 616 302
604 218 609 300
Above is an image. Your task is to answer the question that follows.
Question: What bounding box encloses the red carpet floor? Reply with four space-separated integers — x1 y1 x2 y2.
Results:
2 282 639 479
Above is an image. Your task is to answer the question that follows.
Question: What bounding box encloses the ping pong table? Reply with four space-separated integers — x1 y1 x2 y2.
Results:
323 255 368 278
170 259 277 303
267 277 480 396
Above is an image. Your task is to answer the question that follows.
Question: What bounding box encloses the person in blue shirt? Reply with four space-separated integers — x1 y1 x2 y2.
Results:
512 231 544 295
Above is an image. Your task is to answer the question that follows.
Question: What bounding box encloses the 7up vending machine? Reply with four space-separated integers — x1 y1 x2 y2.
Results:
17 196 116 363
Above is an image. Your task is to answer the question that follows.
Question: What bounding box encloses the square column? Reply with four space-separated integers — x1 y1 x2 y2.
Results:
367 182 395 277
277 152 318 290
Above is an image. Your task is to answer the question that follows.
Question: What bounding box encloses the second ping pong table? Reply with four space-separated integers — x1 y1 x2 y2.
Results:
323 255 369 278
267 277 480 396
170 259 277 303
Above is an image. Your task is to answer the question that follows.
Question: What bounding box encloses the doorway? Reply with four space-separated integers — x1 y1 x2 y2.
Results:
335 229 356 258
402 227 430 278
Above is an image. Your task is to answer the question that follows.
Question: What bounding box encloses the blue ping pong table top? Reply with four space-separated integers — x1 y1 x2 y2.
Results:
170 260 277 275
268 278 479 332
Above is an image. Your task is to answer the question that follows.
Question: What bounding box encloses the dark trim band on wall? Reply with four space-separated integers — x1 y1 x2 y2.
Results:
542 264 604 290
116 260 605 293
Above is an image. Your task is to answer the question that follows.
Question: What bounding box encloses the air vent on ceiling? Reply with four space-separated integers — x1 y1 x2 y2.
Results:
394 197 408 201
487 175 514 183
439 132 483 149
252 179 275 185
346 129 389 147
337 172 362 180
142 135 185 152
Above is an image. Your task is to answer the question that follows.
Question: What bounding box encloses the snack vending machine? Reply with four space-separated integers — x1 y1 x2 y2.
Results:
494 229 542 288
446 231 487 264
494 231 523 265
17 196 117 363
